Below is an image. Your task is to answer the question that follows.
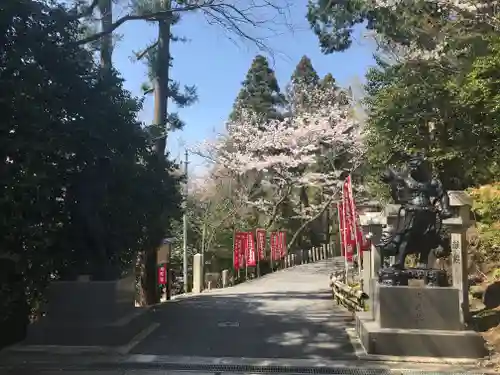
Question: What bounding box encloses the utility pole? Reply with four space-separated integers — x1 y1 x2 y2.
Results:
201 223 206 268
183 149 189 293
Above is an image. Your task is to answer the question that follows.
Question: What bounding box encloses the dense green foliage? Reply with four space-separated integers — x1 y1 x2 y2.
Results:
363 40 500 190
307 1 500 189
307 0 454 54
0 0 182 333
307 1 500 272
468 184 500 269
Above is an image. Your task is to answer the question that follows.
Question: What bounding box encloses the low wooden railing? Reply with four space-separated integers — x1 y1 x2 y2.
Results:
330 274 368 312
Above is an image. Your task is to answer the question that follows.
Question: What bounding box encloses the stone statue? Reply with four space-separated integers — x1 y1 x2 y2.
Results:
376 153 452 286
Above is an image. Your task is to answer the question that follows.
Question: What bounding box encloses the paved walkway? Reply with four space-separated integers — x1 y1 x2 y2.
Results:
2 259 488 374
130 259 356 359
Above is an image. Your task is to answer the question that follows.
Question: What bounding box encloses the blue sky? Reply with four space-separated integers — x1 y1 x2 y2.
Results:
111 1 377 178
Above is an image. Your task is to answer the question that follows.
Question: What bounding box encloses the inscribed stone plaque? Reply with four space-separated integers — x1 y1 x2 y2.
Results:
376 285 462 331
408 279 426 288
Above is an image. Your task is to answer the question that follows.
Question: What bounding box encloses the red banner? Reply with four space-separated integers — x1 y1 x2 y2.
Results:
234 232 247 270
157 264 167 285
343 175 369 254
239 232 246 269
246 232 257 267
256 229 266 260
270 232 279 261
340 193 355 262
233 233 241 270
278 231 287 258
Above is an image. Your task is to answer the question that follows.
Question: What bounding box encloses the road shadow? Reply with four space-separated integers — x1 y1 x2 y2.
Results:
131 289 357 360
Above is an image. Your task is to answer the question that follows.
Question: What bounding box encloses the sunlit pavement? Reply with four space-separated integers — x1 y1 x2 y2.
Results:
0 259 492 374
130 259 354 359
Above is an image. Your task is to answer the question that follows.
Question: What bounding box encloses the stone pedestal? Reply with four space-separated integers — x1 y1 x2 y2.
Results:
356 284 486 358
192 253 203 294
359 212 384 297
361 250 371 295
25 272 150 347
221 269 229 288
443 190 473 323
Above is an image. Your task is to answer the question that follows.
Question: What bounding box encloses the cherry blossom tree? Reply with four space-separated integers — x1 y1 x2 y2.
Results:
199 82 364 249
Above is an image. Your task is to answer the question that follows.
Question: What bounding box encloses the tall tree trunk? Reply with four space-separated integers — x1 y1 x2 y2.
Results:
146 3 172 305
98 0 113 73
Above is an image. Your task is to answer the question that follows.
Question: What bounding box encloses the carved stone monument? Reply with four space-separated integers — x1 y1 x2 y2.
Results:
355 154 486 358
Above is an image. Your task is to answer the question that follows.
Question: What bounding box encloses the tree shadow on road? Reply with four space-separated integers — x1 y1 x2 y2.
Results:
132 290 358 361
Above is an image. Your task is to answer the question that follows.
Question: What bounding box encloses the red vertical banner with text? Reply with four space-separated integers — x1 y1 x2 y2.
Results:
256 229 266 260
233 232 241 270
279 231 287 258
239 232 246 269
341 187 355 262
246 232 257 267
270 232 278 261
344 175 368 255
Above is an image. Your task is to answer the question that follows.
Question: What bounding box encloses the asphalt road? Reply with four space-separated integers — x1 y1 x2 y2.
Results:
131 259 357 360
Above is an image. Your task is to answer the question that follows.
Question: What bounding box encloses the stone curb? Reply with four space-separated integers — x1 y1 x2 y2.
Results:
345 327 487 366
1 354 495 374
0 322 160 356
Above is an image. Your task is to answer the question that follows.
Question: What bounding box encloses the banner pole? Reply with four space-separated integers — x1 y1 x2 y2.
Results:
270 232 274 272
347 175 361 277
337 203 348 283
245 232 248 280
341 190 350 284
232 229 236 278
237 230 241 281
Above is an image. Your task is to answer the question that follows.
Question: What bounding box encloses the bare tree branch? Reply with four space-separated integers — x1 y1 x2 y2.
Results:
134 40 159 61
73 0 293 53
264 184 292 230
288 194 337 251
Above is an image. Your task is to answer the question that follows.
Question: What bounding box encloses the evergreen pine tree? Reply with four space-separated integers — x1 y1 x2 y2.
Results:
291 55 320 86
139 13 197 141
320 73 350 105
230 55 286 122
287 56 320 114
319 73 338 90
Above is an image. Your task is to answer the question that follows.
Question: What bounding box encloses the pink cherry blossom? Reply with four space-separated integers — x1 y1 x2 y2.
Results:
198 82 365 222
